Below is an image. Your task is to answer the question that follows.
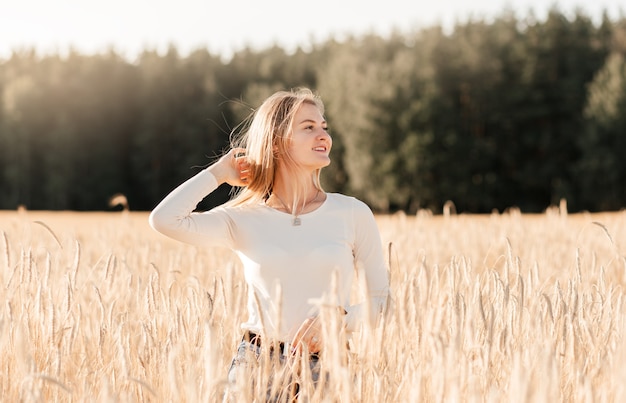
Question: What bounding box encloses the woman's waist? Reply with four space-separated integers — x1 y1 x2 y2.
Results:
241 330 320 359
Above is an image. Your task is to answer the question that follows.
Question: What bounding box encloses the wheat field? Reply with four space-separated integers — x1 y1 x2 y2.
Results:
1 207 625 402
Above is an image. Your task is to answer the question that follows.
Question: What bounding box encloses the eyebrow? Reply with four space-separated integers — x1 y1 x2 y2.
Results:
298 119 327 125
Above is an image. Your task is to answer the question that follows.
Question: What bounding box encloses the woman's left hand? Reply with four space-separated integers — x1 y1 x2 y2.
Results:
291 316 322 354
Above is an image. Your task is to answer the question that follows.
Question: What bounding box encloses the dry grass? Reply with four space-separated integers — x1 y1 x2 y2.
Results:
1 207 625 402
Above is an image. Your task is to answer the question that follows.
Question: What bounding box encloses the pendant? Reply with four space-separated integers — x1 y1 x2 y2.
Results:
293 217 301 226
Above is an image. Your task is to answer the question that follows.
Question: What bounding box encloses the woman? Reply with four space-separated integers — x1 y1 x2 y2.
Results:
149 88 390 399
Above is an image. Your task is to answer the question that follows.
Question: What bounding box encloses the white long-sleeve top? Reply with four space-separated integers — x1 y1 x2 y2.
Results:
149 169 390 341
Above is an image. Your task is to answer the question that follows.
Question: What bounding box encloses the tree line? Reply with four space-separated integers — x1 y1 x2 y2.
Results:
1 8 626 214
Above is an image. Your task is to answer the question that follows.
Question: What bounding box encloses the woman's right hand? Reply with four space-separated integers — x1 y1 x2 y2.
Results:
210 148 251 187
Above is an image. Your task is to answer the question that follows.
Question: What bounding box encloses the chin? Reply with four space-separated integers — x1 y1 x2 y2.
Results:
299 157 331 171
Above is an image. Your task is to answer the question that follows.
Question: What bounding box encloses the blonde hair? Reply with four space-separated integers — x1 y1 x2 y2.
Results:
227 88 326 207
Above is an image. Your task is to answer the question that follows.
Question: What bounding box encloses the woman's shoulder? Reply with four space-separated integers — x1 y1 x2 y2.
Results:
326 193 372 213
326 192 353 204
214 200 267 214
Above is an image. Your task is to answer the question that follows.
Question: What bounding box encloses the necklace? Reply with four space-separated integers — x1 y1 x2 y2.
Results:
272 190 321 226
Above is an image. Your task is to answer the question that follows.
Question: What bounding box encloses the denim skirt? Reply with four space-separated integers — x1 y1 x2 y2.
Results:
226 333 322 402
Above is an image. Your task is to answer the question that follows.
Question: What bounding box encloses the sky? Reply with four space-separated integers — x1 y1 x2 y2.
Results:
1 0 624 61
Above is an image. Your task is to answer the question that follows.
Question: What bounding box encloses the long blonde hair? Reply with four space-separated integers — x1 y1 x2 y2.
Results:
227 87 326 207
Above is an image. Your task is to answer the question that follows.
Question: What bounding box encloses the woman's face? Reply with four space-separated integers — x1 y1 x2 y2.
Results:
287 103 332 170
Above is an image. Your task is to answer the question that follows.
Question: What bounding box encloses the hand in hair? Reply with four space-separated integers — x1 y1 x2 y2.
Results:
210 148 251 187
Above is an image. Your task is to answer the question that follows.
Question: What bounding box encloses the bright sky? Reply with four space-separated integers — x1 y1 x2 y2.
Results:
1 0 624 61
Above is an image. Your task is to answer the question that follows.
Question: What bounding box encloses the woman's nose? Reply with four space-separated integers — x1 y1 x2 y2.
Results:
317 129 331 141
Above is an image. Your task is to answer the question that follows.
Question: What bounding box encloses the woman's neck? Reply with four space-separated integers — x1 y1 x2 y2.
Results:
271 167 319 208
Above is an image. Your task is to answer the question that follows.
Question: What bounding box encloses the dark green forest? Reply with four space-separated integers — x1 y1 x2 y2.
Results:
2 9 626 214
